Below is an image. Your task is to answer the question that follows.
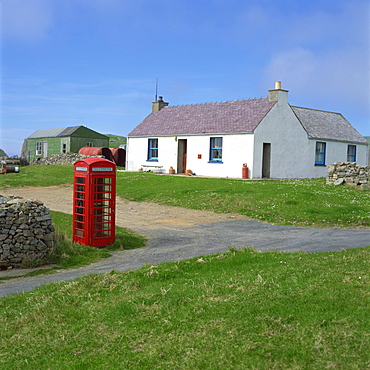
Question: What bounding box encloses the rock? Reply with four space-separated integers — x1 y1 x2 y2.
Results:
328 163 369 188
0 196 55 268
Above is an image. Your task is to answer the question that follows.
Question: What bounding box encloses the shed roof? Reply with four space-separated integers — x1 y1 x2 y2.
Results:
128 98 276 137
291 106 367 144
27 126 82 139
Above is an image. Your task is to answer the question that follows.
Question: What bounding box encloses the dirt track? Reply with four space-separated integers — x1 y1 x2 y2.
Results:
0 185 250 233
2 185 370 297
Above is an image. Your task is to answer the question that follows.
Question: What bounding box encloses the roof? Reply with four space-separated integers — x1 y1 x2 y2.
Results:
128 98 276 136
27 126 82 139
291 106 367 144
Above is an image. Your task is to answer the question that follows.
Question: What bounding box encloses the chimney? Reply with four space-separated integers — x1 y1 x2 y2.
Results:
268 81 288 103
152 96 169 113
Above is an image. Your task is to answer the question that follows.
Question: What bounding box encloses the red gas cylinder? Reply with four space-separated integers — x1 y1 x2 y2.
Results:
242 163 248 179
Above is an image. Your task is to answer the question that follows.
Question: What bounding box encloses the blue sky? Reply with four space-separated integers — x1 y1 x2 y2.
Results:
1 0 369 156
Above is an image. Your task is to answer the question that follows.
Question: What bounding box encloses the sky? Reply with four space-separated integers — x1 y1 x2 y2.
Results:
0 0 369 156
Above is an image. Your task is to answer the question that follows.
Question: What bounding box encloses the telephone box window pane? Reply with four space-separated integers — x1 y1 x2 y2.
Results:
76 199 84 206
95 178 111 184
76 222 84 229
76 177 85 184
75 230 84 238
94 200 110 208
95 186 112 194
76 207 84 214
94 192 111 200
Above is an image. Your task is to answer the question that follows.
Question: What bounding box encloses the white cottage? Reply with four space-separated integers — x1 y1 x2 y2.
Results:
127 82 368 179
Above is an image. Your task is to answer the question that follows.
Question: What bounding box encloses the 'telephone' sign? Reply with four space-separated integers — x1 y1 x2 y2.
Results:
92 167 114 172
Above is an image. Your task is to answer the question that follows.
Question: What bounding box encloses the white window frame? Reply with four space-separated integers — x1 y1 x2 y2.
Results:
36 141 42 156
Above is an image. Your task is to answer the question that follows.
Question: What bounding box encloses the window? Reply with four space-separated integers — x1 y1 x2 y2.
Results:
209 137 223 162
86 142 93 147
62 143 67 153
315 142 326 166
347 145 356 162
148 138 158 161
36 141 42 156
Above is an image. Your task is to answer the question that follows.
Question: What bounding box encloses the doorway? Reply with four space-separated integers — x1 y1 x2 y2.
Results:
262 143 271 178
43 141 48 158
177 139 187 174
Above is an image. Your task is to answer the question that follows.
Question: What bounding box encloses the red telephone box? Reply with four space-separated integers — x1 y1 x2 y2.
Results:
73 157 116 247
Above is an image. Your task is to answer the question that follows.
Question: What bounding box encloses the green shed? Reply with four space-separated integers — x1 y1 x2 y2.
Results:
22 126 109 162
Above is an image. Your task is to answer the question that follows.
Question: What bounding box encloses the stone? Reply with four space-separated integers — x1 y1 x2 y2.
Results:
0 195 55 268
334 178 345 186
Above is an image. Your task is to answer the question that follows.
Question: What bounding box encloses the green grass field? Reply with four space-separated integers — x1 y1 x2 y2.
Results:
0 165 369 368
1 165 369 228
1 247 369 368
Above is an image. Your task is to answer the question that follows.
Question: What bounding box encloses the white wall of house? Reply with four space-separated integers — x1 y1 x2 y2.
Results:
307 140 368 178
253 92 311 179
126 136 177 172
183 133 254 178
127 134 255 178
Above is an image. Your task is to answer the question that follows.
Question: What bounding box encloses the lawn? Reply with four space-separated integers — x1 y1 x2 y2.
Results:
0 165 369 368
1 165 369 228
1 247 369 368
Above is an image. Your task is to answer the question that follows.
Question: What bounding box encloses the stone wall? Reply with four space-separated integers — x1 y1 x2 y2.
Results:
326 162 370 189
30 153 104 165
0 196 55 268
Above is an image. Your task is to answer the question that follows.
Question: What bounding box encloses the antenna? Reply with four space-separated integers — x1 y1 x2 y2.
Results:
155 78 158 102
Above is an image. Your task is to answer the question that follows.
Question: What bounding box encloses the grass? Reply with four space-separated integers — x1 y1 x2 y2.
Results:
116 173 370 228
106 134 126 147
0 210 145 279
43 211 145 270
1 165 369 367
1 166 369 228
0 247 369 368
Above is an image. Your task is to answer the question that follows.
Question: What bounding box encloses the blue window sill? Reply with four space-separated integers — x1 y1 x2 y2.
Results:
208 161 223 164
147 159 158 162
315 163 326 166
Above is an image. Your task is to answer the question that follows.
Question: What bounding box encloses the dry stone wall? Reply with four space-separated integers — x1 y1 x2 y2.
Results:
327 162 370 189
31 153 104 165
0 195 55 268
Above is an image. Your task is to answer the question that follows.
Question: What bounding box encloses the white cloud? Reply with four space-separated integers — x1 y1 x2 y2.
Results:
262 0 369 115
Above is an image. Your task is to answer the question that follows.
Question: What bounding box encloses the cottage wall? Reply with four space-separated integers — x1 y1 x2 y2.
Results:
127 134 255 178
253 99 310 179
307 140 369 178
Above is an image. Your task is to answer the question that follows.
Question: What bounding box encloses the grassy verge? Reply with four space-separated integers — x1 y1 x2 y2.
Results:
0 211 146 279
1 166 369 228
0 164 73 187
44 211 146 269
116 172 370 228
1 247 369 368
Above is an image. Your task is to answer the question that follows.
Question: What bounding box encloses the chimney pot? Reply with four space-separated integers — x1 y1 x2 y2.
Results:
152 96 169 112
275 81 281 90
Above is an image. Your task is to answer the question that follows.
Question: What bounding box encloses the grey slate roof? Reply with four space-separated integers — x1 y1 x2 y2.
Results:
128 98 276 136
27 126 81 139
291 106 367 144
129 95 366 145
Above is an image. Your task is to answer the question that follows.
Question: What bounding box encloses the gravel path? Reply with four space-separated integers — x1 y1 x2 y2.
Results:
1 186 369 298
